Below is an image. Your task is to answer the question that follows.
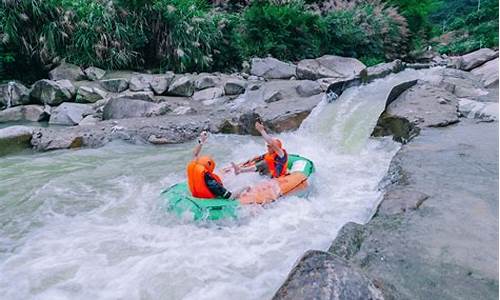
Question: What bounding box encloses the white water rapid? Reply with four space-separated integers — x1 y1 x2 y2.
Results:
0 69 440 299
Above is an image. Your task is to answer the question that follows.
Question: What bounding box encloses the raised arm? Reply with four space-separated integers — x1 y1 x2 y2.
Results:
193 131 209 159
255 122 285 157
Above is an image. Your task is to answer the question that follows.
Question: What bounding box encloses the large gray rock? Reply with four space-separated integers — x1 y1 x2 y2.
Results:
296 80 322 97
84 66 106 81
0 105 47 123
102 98 160 120
30 79 75 105
0 126 33 156
459 99 499 120
100 78 129 93
194 75 218 90
192 87 224 101
49 103 95 126
115 91 155 102
459 48 498 71
150 74 174 95
49 62 86 81
273 250 383 300
224 79 247 95
129 74 154 91
0 81 30 108
250 57 297 79
75 86 106 103
440 68 489 99
168 76 194 97
366 59 404 81
471 57 499 88
296 55 366 80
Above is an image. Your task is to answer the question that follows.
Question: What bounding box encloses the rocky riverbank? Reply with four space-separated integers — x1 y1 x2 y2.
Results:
273 50 498 299
1 48 497 157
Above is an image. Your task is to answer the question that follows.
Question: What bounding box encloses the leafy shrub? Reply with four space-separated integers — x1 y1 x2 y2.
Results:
240 1 324 61
434 0 498 55
63 0 147 69
211 13 244 72
323 1 409 61
151 0 221 72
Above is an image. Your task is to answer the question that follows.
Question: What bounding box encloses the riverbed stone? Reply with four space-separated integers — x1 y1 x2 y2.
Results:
0 105 47 123
296 80 322 97
224 79 247 95
49 62 86 81
0 81 31 108
75 86 106 103
168 76 195 97
192 87 224 101
84 67 106 81
30 79 75 105
102 98 159 120
100 78 129 93
0 126 33 156
459 48 498 71
250 57 297 79
150 74 174 95
366 59 404 81
296 55 366 80
459 99 499 120
194 75 218 90
78 115 101 126
471 57 499 88
273 250 384 300
115 91 155 102
49 103 95 126
129 74 154 91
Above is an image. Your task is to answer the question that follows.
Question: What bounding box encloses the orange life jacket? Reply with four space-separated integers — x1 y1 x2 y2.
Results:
186 160 223 198
264 149 288 178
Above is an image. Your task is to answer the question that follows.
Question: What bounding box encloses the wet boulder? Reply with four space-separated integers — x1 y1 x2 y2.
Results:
366 60 404 81
459 99 498 120
102 98 160 120
296 55 366 80
273 250 383 300
75 86 107 103
84 66 106 81
459 48 498 71
49 62 86 81
224 79 247 95
250 57 297 79
0 81 31 108
0 105 48 123
168 76 195 97
100 78 129 93
49 102 95 126
0 126 33 156
471 57 499 88
30 79 75 105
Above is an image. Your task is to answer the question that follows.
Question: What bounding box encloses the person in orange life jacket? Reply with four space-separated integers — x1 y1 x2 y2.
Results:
187 131 245 200
231 121 288 178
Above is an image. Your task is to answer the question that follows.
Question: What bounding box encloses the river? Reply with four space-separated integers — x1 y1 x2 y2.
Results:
0 69 437 299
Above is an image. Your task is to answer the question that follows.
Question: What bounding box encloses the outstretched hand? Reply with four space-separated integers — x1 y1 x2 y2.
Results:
231 162 241 175
255 121 265 133
199 131 209 144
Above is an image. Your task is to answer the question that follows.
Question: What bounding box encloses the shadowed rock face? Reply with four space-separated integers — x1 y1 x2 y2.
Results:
0 126 33 156
272 250 384 300
330 120 499 300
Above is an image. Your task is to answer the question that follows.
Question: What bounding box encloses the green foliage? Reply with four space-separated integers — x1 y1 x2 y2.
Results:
151 0 221 72
211 13 244 71
63 0 147 69
323 2 408 61
433 0 498 54
240 1 324 61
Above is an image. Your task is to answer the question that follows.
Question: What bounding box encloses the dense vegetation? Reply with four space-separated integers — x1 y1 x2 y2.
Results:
0 0 497 81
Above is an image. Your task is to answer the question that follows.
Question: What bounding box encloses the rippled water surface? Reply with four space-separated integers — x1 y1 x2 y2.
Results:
0 69 438 299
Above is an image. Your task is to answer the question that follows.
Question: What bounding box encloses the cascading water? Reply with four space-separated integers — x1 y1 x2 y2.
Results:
0 69 439 299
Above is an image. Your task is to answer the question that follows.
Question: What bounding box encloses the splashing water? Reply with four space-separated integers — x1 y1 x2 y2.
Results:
0 69 439 299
